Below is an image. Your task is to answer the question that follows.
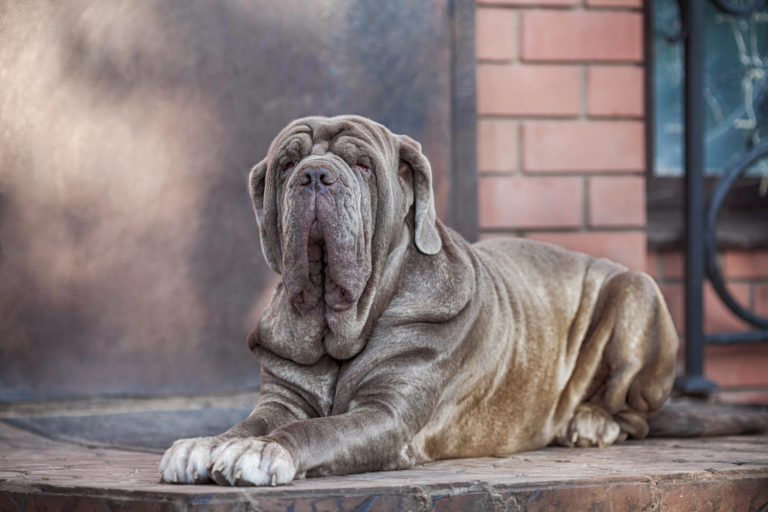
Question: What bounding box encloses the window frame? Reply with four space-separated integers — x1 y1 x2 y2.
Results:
644 0 768 250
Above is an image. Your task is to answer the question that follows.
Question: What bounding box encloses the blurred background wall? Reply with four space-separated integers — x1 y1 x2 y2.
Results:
3 0 766 406
0 0 476 401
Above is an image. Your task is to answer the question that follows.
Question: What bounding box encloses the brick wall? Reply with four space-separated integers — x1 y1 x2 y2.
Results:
475 0 768 403
648 249 768 403
476 0 647 271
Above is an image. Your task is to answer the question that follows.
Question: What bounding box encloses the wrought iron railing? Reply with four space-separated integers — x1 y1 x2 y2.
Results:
675 0 768 396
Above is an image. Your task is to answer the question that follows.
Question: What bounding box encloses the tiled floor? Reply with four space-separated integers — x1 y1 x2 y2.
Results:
1 418 767 511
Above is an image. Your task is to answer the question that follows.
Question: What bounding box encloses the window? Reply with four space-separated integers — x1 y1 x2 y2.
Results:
647 0 768 248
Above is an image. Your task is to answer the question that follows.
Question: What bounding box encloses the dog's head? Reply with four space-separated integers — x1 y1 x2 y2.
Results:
249 115 440 360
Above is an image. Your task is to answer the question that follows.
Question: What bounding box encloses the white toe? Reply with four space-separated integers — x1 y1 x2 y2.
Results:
185 437 217 482
159 437 218 484
211 439 250 485
208 438 296 487
238 447 271 486
260 442 295 486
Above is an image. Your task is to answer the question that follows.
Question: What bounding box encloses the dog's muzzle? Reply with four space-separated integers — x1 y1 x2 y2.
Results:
298 165 338 194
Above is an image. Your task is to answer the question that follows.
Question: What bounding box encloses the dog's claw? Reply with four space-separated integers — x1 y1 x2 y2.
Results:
159 436 221 484
203 438 296 486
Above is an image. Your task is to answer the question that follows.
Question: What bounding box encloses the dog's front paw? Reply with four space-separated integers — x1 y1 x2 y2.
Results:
209 438 296 486
159 436 220 484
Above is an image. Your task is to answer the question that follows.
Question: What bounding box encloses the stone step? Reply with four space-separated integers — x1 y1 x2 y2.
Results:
1 421 766 511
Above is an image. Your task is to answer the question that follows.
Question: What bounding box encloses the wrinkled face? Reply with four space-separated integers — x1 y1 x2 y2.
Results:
249 115 441 361
254 116 408 333
281 152 373 315
274 125 380 318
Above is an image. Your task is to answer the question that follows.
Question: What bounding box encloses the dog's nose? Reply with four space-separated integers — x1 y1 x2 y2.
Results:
299 166 338 191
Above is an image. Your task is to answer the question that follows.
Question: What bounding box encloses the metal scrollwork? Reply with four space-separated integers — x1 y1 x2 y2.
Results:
704 141 768 329
674 0 768 395
712 0 768 15
665 0 690 43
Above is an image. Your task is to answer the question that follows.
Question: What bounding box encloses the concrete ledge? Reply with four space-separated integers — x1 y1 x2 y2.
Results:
1 422 767 511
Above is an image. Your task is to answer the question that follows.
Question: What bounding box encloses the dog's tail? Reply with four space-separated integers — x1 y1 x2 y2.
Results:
648 399 768 438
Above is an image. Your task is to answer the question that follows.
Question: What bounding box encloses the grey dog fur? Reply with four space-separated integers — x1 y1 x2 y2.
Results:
159 115 678 486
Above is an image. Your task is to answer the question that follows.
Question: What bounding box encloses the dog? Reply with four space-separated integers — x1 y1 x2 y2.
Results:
159 115 679 487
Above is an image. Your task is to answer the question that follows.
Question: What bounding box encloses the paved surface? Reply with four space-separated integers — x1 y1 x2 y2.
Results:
0 391 258 453
1 420 767 511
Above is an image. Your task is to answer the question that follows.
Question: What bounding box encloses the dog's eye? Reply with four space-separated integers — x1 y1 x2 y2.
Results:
356 164 370 173
283 161 296 172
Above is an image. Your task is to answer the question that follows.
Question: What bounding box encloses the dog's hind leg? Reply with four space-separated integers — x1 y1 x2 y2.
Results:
554 402 625 448
557 270 678 448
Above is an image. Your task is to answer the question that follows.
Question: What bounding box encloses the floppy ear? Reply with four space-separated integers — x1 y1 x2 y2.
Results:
249 158 280 273
398 135 442 255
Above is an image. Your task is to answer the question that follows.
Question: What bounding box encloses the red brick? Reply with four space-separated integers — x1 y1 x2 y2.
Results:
477 64 581 116
660 283 684 334
706 344 768 388
657 281 754 335
522 121 645 172
756 284 768 318
669 250 768 281
477 232 507 242
587 66 644 117
108 498 175 511
586 0 642 6
477 120 518 172
523 483 653 512
521 11 643 62
478 176 583 229
661 250 685 281
657 478 768 512
476 8 516 61
715 388 768 405
722 250 768 279
0 494 18 512
646 250 659 279
525 231 647 270
479 0 577 5
588 176 646 227
23 495 110 511
704 282 751 334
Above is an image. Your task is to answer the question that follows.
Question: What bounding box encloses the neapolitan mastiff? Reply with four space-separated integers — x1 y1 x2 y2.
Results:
159 115 679 486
